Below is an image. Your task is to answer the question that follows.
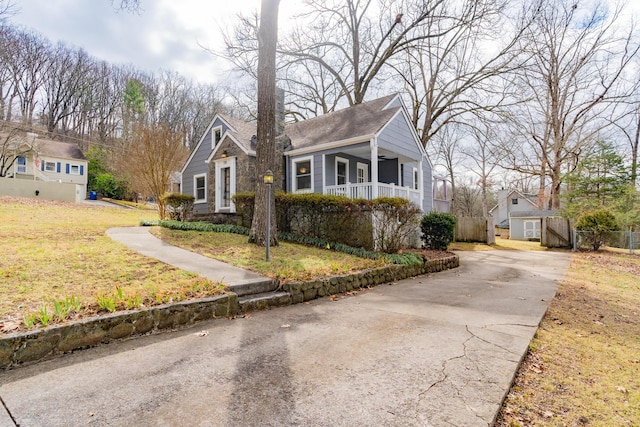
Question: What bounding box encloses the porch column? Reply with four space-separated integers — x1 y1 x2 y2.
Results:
371 137 378 199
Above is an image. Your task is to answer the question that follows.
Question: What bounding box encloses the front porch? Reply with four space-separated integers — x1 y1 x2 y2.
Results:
325 182 421 206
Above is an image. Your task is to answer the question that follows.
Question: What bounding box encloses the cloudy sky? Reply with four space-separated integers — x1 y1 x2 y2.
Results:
9 0 301 85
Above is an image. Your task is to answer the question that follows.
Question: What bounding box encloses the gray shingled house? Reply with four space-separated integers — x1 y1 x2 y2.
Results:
181 93 444 217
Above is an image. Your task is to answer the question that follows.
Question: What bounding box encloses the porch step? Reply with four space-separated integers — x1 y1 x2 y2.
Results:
227 279 278 297
239 291 292 312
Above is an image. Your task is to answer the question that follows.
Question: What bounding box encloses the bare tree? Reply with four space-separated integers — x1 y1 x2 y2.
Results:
0 123 38 177
608 102 640 184
506 0 640 209
41 43 96 136
227 0 526 116
0 0 16 22
118 123 188 218
427 123 466 215
11 30 49 125
462 120 504 217
393 0 538 149
248 0 280 247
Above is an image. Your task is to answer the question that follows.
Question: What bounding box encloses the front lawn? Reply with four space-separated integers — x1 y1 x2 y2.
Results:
0 196 387 332
149 227 386 283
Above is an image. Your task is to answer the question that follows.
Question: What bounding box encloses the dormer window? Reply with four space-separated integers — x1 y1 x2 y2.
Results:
512 198 518 205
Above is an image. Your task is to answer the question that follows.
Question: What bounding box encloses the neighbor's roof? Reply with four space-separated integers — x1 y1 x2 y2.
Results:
39 139 86 161
509 210 558 218
0 132 86 161
285 93 399 150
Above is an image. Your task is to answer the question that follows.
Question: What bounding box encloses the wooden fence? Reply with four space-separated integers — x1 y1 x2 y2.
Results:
541 217 572 248
455 216 495 244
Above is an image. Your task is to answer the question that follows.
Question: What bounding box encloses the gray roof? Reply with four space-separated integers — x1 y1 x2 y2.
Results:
285 94 399 150
214 93 401 154
38 139 86 161
0 132 86 161
509 210 558 218
223 116 257 152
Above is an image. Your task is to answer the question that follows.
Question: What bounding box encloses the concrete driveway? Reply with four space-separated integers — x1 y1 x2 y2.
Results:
0 249 570 427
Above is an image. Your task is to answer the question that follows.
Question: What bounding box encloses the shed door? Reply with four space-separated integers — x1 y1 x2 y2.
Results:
524 220 540 238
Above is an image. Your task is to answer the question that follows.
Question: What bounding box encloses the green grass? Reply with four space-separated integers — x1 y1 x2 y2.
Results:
496 250 640 426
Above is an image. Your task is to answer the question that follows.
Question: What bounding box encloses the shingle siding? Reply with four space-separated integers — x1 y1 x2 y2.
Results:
377 112 420 160
183 119 221 213
422 161 433 212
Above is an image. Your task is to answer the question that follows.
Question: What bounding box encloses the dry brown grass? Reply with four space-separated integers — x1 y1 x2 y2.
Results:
496 250 640 426
149 227 386 283
450 237 549 252
0 196 386 332
0 196 223 332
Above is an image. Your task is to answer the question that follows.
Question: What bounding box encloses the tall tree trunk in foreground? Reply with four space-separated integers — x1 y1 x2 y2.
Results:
249 0 280 246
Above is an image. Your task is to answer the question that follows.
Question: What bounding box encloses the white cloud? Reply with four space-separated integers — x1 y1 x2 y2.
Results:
9 0 301 84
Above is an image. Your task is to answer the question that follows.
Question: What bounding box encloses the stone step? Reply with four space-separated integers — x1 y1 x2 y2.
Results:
227 279 277 297
238 291 292 312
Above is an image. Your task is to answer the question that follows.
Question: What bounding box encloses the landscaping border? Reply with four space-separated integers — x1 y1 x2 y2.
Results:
0 255 458 370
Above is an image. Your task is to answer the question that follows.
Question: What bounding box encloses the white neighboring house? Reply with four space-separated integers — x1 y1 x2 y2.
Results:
0 132 88 203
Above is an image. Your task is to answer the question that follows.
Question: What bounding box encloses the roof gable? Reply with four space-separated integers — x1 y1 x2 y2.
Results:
181 113 257 173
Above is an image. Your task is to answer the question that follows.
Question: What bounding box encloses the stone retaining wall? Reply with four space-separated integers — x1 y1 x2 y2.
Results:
0 294 237 369
283 255 459 303
0 255 459 369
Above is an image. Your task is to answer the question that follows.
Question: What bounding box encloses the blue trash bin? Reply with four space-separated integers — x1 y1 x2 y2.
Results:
89 191 97 200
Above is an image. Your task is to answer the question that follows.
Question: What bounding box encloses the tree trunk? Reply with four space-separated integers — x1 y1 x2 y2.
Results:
249 0 280 247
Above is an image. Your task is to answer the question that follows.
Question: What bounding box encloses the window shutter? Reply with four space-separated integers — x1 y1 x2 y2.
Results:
41 161 44 171
66 164 70 174
80 165 84 175
56 162 61 173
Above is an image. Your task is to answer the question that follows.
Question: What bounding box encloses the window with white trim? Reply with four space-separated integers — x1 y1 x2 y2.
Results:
357 162 368 183
70 164 80 175
212 126 222 148
16 156 26 173
194 174 206 202
44 161 56 172
294 158 312 192
335 157 348 185
413 168 419 190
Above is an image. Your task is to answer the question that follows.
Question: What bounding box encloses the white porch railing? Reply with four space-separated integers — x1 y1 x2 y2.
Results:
326 183 421 206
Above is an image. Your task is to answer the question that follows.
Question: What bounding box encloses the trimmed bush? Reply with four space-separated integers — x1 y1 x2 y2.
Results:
575 209 619 250
162 193 195 221
420 212 456 250
233 192 374 250
147 218 424 266
371 198 421 253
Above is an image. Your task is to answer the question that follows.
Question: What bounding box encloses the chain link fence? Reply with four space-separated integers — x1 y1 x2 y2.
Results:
574 230 640 253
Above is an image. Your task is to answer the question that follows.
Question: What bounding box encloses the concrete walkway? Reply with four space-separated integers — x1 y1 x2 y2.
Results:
0 248 571 426
106 227 272 290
